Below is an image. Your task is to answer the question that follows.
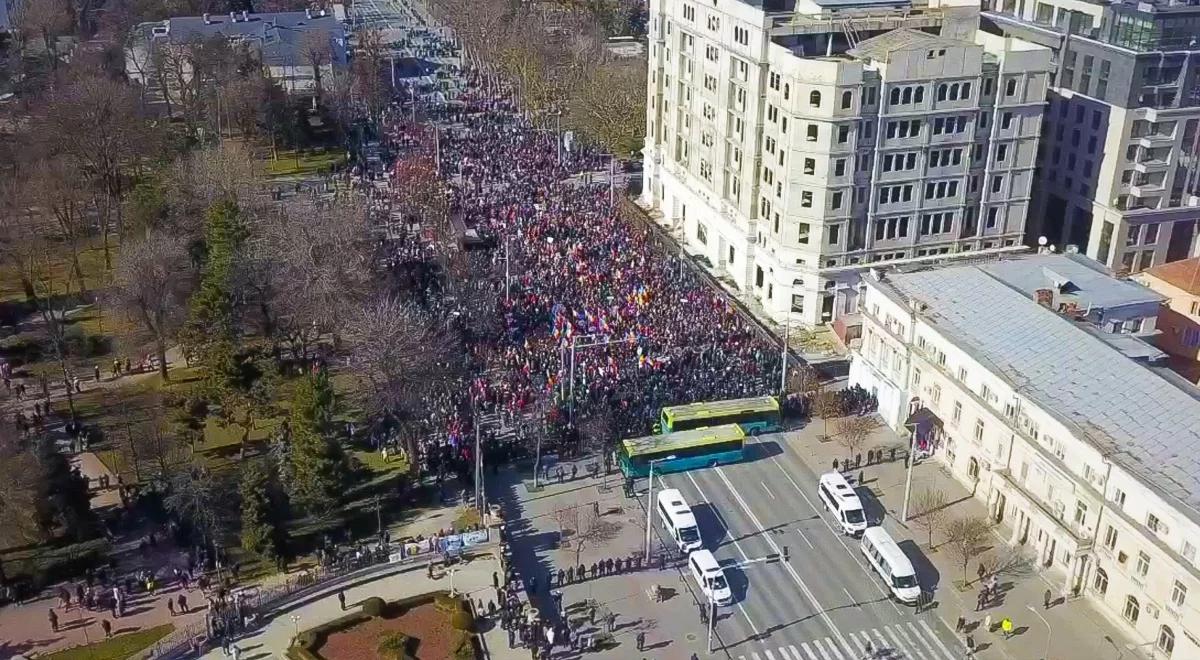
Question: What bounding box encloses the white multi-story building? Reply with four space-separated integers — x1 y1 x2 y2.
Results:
981 0 1200 275
640 0 1053 325
851 258 1200 659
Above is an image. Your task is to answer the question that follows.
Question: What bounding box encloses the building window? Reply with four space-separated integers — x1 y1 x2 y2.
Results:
1171 580 1187 608
1136 551 1150 578
974 420 985 443
831 191 843 209
1005 78 1017 96
829 225 840 245
835 159 846 176
810 90 821 107
807 125 818 142
801 191 813 208
697 223 708 245
1074 500 1088 526
837 125 850 143
1094 568 1108 595
1158 626 1175 656
1103 525 1118 549
1001 112 1013 129
1113 488 1126 508
1124 596 1140 623
912 368 922 388
952 401 962 426
931 384 942 406
841 91 852 109
1148 513 1163 534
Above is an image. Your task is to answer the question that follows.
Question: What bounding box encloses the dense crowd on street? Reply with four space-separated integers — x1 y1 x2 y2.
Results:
377 73 784 477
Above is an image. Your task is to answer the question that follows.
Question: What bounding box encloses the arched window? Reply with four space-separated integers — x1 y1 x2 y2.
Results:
914 86 924 103
1124 595 1140 624
810 90 821 107
841 91 852 109
902 87 913 104
1093 567 1108 595
949 84 960 101
937 84 948 101
1005 78 1017 96
890 87 901 105
1158 625 1175 656
806 124 818 141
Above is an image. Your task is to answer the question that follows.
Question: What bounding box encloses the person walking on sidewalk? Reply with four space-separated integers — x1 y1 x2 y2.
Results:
338 590 346 610
1043 588 1052 609
955 615 966 632
636 631 646 651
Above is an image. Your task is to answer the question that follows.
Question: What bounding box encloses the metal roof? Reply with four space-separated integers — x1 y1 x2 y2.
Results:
622 425 745 458
873 266 1200 524
980 253 1164 311
663 396 779 422
847 27 967 62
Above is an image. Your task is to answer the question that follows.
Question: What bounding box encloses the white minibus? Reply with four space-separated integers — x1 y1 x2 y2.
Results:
817 471 868 536
688 549 733 605
657 488 703 553
861 527 921 604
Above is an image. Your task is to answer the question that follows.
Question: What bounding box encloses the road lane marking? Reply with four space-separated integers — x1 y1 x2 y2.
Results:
918 620 959 660
786 644 804 660
842 587 855 603
686 471 761 639
769 456 902 615
893 622 923 657
847 631 868 655
714 467 856 658
799 641 819 659
883 625 913 658
907 620 941 659
869 629 893 658
762 481 776 499
795 527 815 550
764 649 778 660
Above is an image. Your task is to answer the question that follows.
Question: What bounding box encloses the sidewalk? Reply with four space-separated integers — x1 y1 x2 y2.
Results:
201 555 510 659
784 419 1146 660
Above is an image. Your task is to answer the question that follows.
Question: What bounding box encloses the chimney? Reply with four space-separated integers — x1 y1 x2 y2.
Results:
305 7 312 18
242 9 248 20
203 12 210 23
229 11 236 22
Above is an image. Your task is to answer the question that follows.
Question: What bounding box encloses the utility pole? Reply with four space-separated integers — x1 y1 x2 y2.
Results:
556 110 562 166
900 421 919 522
475 421 484 516
707 601 716 654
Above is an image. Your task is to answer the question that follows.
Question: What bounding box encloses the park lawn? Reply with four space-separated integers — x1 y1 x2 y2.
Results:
351 448 410 476
0 239 115 304
452 507 481 533
41 623 174 660
263 149 347 177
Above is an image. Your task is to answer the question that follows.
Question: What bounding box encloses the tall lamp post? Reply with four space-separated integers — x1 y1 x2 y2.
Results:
1026 605 1053 660
643 455 677 562
899 398 921 523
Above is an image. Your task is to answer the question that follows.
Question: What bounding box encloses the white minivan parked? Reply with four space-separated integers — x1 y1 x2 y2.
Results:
657 488 703 553
861 527 921 604
817 471 868 536
688 549 733 605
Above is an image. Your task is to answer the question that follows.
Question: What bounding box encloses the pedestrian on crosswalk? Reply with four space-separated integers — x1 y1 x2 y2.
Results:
1000 617 1014 639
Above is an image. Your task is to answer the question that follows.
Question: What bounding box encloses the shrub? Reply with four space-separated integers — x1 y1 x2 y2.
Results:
434 593 462 614
361 596 387 617
377 632 413 659
449 609 474 633
0 333 43 363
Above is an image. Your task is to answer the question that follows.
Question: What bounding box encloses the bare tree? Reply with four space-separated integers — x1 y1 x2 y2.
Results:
812 388 842 441
0 426 47 548
909 488 949 548
552 506 579 548
944 516 991 583
109 230 192 381
26 158 94 294
834 415 879 465
300 30 331 99
573 507 620 568
343 296 462 418
14 0 71 73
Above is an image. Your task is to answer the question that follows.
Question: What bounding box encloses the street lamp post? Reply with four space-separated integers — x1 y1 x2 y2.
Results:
643 455 677 562
707 601 717 654
779 316 790 396
1026 605 1052 660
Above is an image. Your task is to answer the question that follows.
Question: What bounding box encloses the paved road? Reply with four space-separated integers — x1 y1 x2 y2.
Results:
656 434 963 660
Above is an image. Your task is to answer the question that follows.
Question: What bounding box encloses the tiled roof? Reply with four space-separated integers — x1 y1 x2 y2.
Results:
874 265 1200 522
1143 257 1200 296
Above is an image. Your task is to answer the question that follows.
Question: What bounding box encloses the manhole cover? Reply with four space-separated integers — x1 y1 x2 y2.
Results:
686 634 697 642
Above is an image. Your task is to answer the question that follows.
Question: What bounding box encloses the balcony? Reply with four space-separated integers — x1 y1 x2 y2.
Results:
1133 158 1170 173
994 468 1095 549
1130 182 1165 197
1137 134 1175 148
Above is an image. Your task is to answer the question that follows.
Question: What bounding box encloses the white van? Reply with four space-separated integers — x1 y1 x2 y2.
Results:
688 549 733 605
861 527 921 604
657 488 703 553
817 472 868 536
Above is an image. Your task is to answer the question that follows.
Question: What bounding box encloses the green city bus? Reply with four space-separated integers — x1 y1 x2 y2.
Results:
659 396 782 435
618 424 747 479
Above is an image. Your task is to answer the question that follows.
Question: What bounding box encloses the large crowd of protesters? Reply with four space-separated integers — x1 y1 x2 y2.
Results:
376 68 785 480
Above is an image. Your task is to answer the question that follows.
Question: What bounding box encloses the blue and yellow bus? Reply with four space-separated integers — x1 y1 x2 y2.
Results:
618 424 746 478
659 396 782 435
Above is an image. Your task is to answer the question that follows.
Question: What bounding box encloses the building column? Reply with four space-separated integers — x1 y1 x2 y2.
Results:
1009 509 1023 545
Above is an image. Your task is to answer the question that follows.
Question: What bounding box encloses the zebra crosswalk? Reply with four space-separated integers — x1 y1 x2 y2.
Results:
736 620 960 660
